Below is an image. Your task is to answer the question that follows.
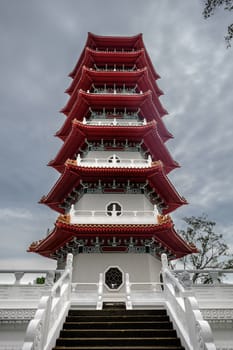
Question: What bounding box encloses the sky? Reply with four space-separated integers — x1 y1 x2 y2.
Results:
0 0 232 270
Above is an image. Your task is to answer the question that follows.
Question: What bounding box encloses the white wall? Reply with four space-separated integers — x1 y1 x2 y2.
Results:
0 324 28 350
72 253 162 284
73 193 155 212
210 326 233 348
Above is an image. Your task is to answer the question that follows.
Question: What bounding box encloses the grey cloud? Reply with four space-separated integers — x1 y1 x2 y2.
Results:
0 0 232 266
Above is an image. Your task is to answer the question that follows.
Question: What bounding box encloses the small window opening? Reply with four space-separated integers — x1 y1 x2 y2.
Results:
106 202 122 216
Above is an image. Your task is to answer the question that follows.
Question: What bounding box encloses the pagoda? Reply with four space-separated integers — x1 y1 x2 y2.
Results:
28 33 197 288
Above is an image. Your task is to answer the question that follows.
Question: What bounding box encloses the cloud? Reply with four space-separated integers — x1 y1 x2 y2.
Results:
0 208 33 220
0 0 232 267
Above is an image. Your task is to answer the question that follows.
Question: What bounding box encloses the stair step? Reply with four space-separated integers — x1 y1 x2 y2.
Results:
69 309 167 316
54 347 185 350
103 302 126 309
63 321 173 330
60 329 177 338
53 307 185 350
56 337 182 347
66 315 170 322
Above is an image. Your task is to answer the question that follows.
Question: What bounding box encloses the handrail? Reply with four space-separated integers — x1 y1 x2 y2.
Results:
161 254 216 350
76 154 152 168
69 208 158 225
0 270 62 285
173 269 233 286
22 254 73 350
70 209 156 216
83 117 146 126
174 269 233 273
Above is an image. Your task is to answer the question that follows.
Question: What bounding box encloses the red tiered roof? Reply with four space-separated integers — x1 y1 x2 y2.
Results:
63 66 166 117
29 33 195 260
69 33 160 81
40 160 187 215
49 120 179 173
28 217 197 259
67 48 146 93
57 90 172 141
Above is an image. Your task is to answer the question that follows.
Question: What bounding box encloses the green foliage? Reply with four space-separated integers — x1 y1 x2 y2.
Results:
203 0 233 47
36 276 45 284
178 214 232 283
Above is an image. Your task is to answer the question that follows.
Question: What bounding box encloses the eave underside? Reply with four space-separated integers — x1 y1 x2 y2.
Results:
40 162 187 215
28 220 197 259
49 120 179 173
69 33 160 82
57 91 172 142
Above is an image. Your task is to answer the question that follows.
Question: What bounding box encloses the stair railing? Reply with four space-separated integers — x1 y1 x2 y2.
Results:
22 254 73 350
161 254 216 350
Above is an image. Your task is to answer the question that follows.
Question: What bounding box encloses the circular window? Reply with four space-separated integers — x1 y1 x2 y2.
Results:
105 267 123 290
106 202 122 216
108 155 120 163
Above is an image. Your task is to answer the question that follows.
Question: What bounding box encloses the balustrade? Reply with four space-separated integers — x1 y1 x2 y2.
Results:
83 116 146 126
69 207 157 225
22 254 73 350
76 154 151 168
87 83 142 95
173 268 233 286
0 270 59 285
90 87 140 94
88 107 140 120
95 47 135 52
93 64 137 72
161 254 216 350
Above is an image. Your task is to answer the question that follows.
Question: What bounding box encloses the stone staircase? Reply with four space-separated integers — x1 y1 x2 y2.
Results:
53 303 185 350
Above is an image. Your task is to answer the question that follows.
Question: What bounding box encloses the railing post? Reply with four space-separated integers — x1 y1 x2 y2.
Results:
42 295 52 349
66 253 73 301
14 272 24 284
161 253 169 272
45 271 55 286
77 154 81 165
125 273 132 309
97 273 103 310
147 155 152 166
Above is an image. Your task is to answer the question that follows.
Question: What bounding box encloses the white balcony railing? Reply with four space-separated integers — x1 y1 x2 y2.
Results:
70 207 158 225
88 88 140 94
95 48 135 52
76 154 152 168
83 117 147 126
93 64 137 72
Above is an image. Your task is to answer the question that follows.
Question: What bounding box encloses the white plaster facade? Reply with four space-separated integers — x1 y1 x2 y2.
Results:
72 253 162 284
72 193 154 212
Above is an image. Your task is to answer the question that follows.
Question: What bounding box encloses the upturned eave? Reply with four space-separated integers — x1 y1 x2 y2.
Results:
40 161 187 215
49 120 178 174
28 217 197 259
56 90 172 142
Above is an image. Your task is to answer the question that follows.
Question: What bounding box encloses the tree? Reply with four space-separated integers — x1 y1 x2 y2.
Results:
203 0 233 47
178 214 233 283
